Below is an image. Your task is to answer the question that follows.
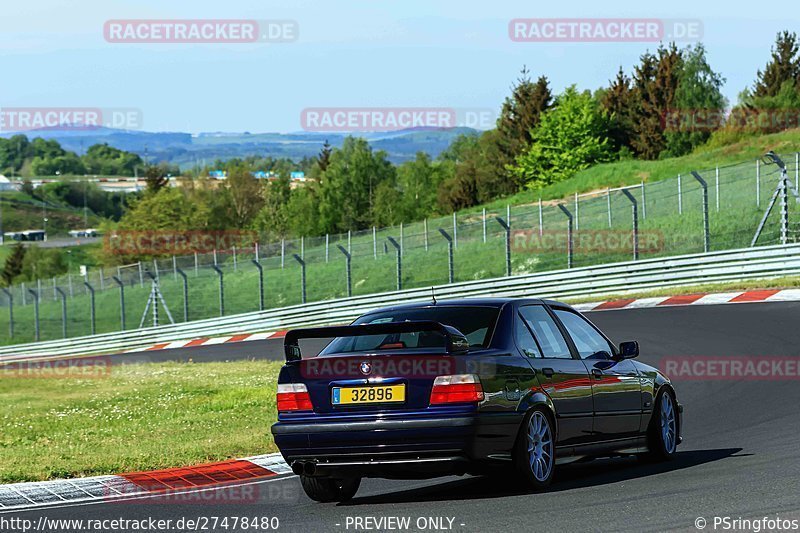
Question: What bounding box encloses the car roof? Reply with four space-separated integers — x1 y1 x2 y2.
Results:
360 297 569 315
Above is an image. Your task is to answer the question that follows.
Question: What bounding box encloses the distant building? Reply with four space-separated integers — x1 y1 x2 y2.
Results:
68 229 100 238
290 171 306 182
4 230 46 242
208 170 227 179
0 175 17 191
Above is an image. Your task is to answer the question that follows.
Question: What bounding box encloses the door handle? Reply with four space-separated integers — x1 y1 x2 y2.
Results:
592 368 603 379
542 367 555 377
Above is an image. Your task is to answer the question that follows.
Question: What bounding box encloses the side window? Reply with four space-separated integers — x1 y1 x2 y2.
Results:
554 310 614 359
519 306 572 359
515 314 541 358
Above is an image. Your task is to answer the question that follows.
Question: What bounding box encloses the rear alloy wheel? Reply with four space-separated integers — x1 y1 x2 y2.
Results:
643 391 677 461
299 476 361 503
515 409 555 489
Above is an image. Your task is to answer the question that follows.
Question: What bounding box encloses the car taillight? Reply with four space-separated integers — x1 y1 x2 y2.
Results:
277 383 313 412
430 374 484 405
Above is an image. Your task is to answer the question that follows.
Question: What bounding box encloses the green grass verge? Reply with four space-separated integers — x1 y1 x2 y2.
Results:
0 360 282 483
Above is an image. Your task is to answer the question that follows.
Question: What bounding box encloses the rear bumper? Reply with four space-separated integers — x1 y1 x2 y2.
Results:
271 413 519 478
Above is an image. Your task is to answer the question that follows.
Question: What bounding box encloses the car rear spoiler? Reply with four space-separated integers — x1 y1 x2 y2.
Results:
283 321 470 362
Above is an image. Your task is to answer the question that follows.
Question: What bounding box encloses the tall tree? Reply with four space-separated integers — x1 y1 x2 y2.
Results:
316 137 395 233
144 164 170 194
664 44 727 157
754 31 800 98
513 86 612 188
496 68 553 187
1 243 26 286
318 140 333 172
630 44 684 159
226 164 264 228
600 67 635 155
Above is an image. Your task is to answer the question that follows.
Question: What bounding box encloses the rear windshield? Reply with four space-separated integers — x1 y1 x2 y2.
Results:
319 306 499 355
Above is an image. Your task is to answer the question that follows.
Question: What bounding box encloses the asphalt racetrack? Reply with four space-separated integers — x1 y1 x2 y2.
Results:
6 302 800 532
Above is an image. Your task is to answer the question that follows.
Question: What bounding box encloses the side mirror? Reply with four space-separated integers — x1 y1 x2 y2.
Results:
617 341 639 360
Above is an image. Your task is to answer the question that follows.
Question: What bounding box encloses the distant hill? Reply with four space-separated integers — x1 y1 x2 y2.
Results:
1 127 478 168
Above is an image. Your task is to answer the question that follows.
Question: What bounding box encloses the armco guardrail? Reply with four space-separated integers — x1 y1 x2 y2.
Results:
2 243 799 360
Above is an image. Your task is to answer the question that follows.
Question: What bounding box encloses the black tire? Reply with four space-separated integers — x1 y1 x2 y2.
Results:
513 408 556 490
299 476 361 503
641 390 678 462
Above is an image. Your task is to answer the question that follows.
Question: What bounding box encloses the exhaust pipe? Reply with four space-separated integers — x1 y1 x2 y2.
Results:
290 461 304 475
303 462 316 476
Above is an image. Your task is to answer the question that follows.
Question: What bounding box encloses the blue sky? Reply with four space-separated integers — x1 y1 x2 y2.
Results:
2 0 798 133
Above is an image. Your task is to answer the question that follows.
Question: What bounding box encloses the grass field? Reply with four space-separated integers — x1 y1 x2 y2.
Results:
0 360 282 483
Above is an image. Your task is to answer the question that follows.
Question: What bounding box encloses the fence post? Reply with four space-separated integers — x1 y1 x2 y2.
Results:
347 230 351 253
301 236 305 259
52 277 56 301
574 192 579 230
194 252 199 276
29 289 39 341
640 181 646 219
292 254 306 304
452 212 458 249
211 265 224 316
138 261 144 287
84 281 95 335
424 219 429 251
482 208 487 243
55 287 67 338
251 260 264 312
1 288 13 338
796 152 799 197
756 159 761 207
255 242 260 263
112 276 126 331
173 255 177 281
495 217 512 276
557 204 573 269
691 171 710 253
387 237 402 291
538 197 543 236
438 229 454 283
68 274 73 297
373 226 378 258
281 239 285 269
607 188 612 228
621 189 639 260
325 234 329 263
21 282 26 306
175 268 189 321
233 246 238 272
678 174 683 215
715 166 720 212
337 245 352 298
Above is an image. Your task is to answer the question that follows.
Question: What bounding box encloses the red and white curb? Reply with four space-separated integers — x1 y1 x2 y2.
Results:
0 453 291 511
129 330 288 353
572 288 800 312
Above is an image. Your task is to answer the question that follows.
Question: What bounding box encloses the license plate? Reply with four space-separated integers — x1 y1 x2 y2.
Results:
332 385 405 405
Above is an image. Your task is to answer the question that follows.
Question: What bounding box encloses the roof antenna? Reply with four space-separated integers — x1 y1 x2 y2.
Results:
431 286 437 305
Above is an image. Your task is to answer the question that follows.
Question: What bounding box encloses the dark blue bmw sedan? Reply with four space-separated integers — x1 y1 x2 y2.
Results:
271 298 682 502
